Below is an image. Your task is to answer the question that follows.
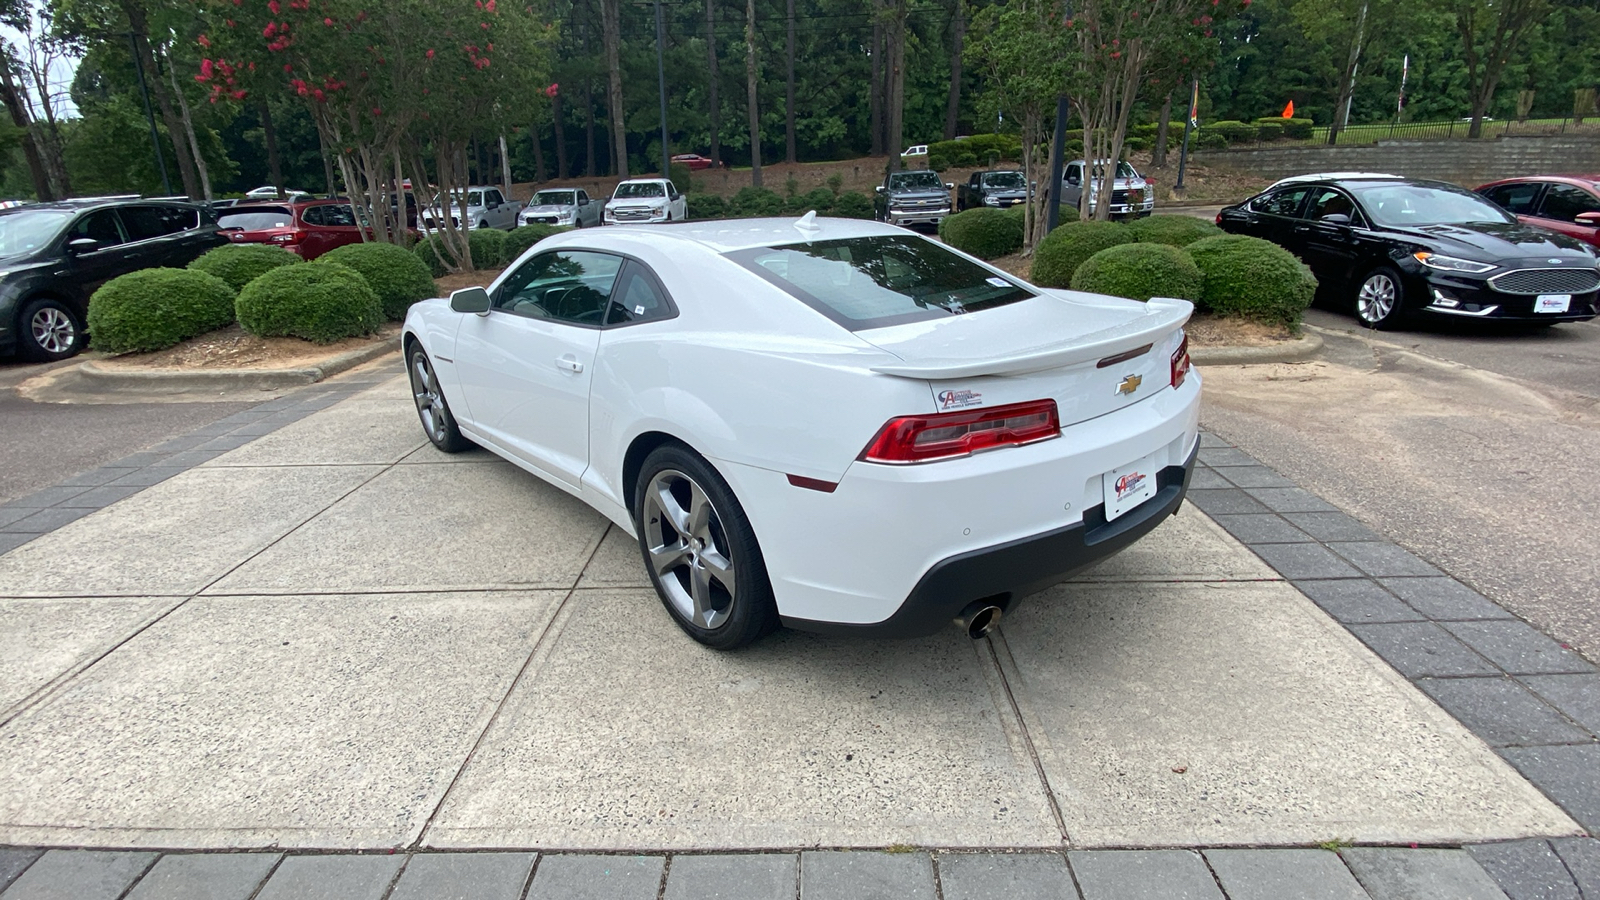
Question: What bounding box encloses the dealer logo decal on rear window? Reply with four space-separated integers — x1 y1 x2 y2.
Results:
938 389 983 410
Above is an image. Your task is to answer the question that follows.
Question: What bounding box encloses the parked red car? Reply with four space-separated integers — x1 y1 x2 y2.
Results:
216 199 366 259
671 153 720 171
1476 175 1600 249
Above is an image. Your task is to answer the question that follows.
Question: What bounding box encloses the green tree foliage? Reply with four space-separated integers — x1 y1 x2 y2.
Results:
1069 242 1203 301
235 261 384 343
87 268 237 353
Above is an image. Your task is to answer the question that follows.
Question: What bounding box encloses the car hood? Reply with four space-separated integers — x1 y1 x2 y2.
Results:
608 197 665 206
982 187 1028 198
523 204 577 214
1386 221 1595 262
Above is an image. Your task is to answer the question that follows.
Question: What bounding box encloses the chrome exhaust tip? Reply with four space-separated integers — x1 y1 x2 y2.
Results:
957 602 1003 639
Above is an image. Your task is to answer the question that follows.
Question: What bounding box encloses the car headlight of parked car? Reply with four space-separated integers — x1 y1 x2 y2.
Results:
984 196 1001 206
1412 252 1496 274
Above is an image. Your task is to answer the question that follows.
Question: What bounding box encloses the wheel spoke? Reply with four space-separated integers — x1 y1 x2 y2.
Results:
648 540 690 576
689 560 714 624
653 480 693 535
700 547 736 600
686 483 713 538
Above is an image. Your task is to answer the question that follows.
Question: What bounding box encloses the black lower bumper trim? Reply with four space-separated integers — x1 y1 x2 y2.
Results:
783 441 1199 639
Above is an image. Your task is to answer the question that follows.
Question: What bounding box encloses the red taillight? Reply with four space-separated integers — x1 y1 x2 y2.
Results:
269 232 301 244
1214 212 1223 225
860 399 1060 464
1171 334 1191 389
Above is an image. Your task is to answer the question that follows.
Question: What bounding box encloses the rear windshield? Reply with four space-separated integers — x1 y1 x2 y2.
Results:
726 235 1033 331
217 206 294 231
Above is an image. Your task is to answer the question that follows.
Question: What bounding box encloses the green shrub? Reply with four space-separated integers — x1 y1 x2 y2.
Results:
1194 131 1228 151
319 242 436 321
87 268 236 354
826 173 844 195
831 190 874 219
928 133 1023 166
1070 243 1203 302
687 193 728 220
187 243 302 292
938 207 1025 260
801 187 835 213
1205 120 1258 144
1186 234 1317 326
1029 220 1136 287
668 162 693 193
953 149 979 167
1126 214 1224 247
235 260 384 343
1254 116 1315 140
468 228 508 269
728 186 785 217
1122 136 1153 152
1252 120 1284 141
413 234 452 278
503 224 568 262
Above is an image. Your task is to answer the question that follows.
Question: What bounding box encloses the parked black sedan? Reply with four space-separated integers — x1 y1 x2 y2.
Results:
0 198 225 361
1218 175 1600 328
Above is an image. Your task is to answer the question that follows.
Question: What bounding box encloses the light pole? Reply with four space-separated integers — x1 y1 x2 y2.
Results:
127 32 172 195
654 0 669 176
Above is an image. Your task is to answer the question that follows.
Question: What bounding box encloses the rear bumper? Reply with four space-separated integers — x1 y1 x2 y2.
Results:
782 444 1197 638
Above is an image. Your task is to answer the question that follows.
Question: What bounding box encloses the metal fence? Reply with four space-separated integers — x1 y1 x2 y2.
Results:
1304 117 1600 146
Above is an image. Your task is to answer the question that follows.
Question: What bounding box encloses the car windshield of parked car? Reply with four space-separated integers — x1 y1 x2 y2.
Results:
889 172 944 191
728 235 1033 331
982 172 1026 189
217 206 294 230
0 209 74 256
533 190 576 206
1350 184 1515 227
431 191 484 208
614 182 666 199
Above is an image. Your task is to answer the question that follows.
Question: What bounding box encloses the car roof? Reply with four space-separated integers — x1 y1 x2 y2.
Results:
1479 175 1600 190
541 215 908 254
1268 172 1404 188
0 197 200 214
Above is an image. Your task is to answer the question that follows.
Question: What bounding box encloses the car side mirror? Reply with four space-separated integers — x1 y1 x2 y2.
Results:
875 186 884 193
945 183 954 190
1577 212 1600 227
66 238 99 254
1320 213 1352 225
450 286 491 315
1067 176 1080 186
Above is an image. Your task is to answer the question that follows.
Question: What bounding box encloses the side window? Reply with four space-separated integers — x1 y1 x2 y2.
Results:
165 206 200 231
324 204 357 227
493 250 624 325
1484 182 1541 215
667 182 679 199
1066 164 1081 183
1251 187 1311 217
68 210 125 247
120 206 175 241
1308 189 1356 222
300 206 326 226
577 190 589 204
605 262 676 326
486 190 503 207
1539 184 1600 222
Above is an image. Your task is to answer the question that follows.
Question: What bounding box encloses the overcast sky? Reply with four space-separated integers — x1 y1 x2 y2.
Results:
2 0 82 119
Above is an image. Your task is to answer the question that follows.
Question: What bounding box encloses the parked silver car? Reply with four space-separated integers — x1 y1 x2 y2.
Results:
518 188 602 229
420 186 518 234
1061 160 1155 219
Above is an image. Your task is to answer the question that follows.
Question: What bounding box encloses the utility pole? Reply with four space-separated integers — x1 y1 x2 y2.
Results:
128 32 171 196
655 0 670 177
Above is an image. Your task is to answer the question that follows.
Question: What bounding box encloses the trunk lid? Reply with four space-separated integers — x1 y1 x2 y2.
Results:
858 290 1190 426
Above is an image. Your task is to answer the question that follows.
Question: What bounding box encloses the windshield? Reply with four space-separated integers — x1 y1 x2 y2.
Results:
431 191 485 208
532 190 577 206
888 172 944 192
982 172 1026 189
614 182 666 199
0 208 74 256
726 235 1033 331
1349 183 1515 227
1084 162 1139 180
217 206 294 231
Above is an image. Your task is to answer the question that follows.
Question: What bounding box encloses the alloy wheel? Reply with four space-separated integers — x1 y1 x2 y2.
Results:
642 468 737 630
410 353 448 442
1357 273 1396 324
30 306 75 355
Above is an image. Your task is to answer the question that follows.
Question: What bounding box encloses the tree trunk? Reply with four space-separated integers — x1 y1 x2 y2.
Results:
0 63 51 200
868 21 882 156
123 4 201 199
318 128 338 196
585 80 599 176
500 134 514 195
168 56 210 201
944 0 965 141
602 0 629 177
553 92 568 178
258 101 286 197
884 0 906 172
785 0 796 164
531 125 547 182
1458 0 1544 140
745 0 761 187
1326 0 1368 146
705 0 721 166
1152 92 1174 168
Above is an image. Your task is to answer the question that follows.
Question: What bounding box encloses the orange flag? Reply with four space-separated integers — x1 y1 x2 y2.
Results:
1281 100 1295 118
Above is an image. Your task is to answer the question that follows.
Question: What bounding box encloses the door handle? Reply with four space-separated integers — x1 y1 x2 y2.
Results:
1293 225 1311 234
555 355 584 374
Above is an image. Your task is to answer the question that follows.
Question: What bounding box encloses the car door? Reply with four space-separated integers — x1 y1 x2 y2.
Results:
576 190 598 227
314 203 362 258
60 209 133 305
116 204 189 269
1298 188 1364 289
1236 186 1313 246
483 189 511 229
666 181 685 220
1480 181 1544 221
451 249 624 486
1530 183 1600 246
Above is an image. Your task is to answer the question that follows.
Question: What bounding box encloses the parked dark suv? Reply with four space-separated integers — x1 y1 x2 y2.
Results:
0 198 225 361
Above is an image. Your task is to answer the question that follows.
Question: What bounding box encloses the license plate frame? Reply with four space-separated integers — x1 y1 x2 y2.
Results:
1535 294 1572 314
1103 452 1159 522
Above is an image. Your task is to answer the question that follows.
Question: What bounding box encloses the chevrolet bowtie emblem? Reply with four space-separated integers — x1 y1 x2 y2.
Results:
1117 374 1142 395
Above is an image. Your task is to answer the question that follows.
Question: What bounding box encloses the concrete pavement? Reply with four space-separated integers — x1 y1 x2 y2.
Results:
1 357 1597 898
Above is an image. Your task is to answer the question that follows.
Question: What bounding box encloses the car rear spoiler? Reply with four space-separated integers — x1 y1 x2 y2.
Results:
868 296 1193 379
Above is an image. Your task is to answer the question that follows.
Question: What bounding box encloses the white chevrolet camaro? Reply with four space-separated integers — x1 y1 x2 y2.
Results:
403 216 1200 648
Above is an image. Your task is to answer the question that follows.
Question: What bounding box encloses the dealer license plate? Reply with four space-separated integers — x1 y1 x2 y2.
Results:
1535 294 1571 314
1103 452 1159 522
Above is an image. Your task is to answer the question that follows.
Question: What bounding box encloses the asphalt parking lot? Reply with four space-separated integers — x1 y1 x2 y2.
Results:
3 358 1599 898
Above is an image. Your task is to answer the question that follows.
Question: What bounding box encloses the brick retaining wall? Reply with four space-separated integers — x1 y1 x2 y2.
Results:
1190 133 1600 186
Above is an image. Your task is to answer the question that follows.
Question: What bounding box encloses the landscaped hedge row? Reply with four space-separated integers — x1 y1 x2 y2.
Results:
684 187 875 221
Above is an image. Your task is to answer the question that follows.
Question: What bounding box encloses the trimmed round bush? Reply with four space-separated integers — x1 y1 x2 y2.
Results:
939 207 1024 260
1069 243 1203 302
413 234 452 278
801 187 835 214
1194 131 1228 151
235 261 384 344
1029 221 1136 288
467 228 508 269
831 191 874 219
728 186 785 217
1252 120 1284 141
503 224 568 262
187 243 302 292
1186 234 1317 326
87 268 236 354
687 193 727 220
1125 214 1224 247
319 241 436 321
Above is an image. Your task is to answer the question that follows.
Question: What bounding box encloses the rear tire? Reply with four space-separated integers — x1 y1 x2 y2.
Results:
1354 266 1407 330
634 444 778 650
18 298 84 362
408 345 473 452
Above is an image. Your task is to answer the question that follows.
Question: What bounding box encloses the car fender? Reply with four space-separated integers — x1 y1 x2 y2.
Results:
402 299 469 413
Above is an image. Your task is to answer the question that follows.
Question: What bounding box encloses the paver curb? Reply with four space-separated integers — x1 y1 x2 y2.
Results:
74 335 401 392
1191 332 1322 366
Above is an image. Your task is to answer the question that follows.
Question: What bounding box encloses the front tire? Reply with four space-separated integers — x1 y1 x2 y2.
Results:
1355 266 1407 330
634 444 778 650
408 345 473 452
18 298 84 362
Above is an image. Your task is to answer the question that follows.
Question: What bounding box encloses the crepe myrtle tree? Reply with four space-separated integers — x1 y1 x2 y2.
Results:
197 0 553 268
